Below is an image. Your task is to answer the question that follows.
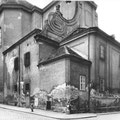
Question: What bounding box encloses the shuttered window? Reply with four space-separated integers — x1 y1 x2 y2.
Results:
14 57 19 71
24 52 30 67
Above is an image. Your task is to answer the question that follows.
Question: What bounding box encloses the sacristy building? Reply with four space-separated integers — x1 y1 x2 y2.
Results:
1 0 120 113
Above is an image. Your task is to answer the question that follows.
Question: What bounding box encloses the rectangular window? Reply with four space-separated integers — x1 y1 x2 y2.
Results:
25 83 30 91
80 75 86 91
14 57 19 71
0 28 1 45
100 79 105 92
24 52 30 67
100 45 105 59
119 55 120 68
14 84 17 92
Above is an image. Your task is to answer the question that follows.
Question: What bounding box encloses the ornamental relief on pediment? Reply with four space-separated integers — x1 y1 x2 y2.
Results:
42 1 82 41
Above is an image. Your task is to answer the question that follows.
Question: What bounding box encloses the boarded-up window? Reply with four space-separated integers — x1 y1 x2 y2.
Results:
80 75 86 91
14 57 19 71
24 52 30 67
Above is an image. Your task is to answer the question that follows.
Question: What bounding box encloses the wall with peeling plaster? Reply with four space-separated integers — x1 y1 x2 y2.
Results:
20 36 39 96
4 48 19 98
0 1 97 95
3 35 39 105
0 6 43 97
3 32 58 106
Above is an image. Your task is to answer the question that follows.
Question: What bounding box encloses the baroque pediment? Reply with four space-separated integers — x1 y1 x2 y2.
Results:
42 1 82 41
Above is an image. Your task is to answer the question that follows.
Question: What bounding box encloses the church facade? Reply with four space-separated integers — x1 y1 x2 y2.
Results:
1 0 120 113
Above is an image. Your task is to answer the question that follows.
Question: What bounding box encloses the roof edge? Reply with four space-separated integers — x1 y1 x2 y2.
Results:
60 27 120 49
42 1 97 13
34 33 59 47
0 1 97 14
3 29 41 55
38 54 91 67
42 1 58 13
0 4 42 13
87 1 97 10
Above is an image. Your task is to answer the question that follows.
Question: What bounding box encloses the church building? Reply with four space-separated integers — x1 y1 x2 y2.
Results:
1 0 120 113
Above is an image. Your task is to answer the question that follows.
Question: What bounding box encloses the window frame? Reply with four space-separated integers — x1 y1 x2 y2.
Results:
25 83 30 91
24 52 30 67
119 55 120 68
79 75 86 91
99 78 105 92
14 57 19 71
0 28 1 46
99 44 105 60
24 83 30 95
13 84 17 92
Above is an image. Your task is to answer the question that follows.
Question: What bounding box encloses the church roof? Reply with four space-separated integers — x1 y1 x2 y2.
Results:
34 33 59 47
60 27 120 48
3 29 41 55
0 0 42 13
38 46 91 66
1 0 33 9
3 29 59 55
0 1 97 15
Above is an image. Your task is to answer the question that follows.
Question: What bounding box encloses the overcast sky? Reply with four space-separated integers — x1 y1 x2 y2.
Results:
28 0 120 42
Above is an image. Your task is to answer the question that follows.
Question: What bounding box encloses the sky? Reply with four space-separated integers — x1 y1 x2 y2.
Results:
28 0 120 42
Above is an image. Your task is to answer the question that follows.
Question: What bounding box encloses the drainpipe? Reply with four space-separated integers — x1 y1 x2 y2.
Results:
88 63 91 112
18 45 21 107
88 30 91 112
3 54 5 103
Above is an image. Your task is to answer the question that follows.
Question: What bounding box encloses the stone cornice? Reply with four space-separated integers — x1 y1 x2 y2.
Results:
60 27 120 49
0 1 97 14
34 33 59 48
0 3 43 14
43 1 97 13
